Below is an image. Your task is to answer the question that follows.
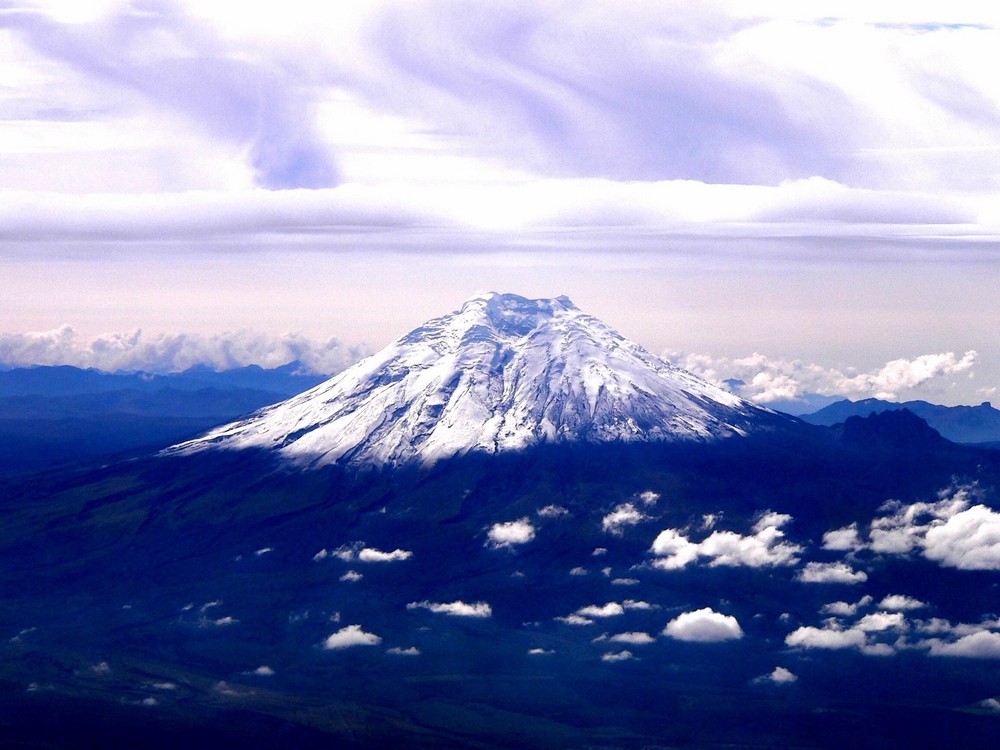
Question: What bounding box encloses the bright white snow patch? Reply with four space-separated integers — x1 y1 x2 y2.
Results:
602 503 648 535
486 518 536 549
663 608 743 642
407 600 492 618
797 561 868 584
322 625 382 650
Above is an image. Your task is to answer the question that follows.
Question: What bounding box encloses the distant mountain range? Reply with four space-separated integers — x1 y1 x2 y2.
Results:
800 397 1000 446
0 363 326 471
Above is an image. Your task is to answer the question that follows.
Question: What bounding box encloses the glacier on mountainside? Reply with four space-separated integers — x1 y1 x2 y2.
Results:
164 292 771 468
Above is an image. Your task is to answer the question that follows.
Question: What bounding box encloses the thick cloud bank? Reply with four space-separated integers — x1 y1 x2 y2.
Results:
0 326 366 374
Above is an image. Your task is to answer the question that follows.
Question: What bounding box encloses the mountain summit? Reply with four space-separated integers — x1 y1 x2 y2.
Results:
167 292 770 468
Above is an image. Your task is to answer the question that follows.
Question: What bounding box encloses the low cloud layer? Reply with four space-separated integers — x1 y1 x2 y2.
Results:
669 350 979 405
0 326 366 374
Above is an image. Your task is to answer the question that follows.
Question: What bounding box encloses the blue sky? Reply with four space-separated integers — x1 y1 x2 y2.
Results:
1 1 999 406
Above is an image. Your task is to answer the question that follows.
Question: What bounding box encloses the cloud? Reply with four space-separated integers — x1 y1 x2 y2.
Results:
600 650 634 663
407 600 492 618
528 647 554 656
822 523 865 552
537 504 569 518
785 625 867 650
357 547 413 562
663 608 744 643
576 603 625 619
387 646 421 656
755 666 798 685
865 486 1000 570
339 570 363 583
486 518 536 548
248 665 275 676
0 325 365 374
0 3 339 189
601 503 649 535
555 614 594 626
796 561 868 584
608 631 655 645
669 349 979 404
820 596 873 617
322 624 382 650
878 594 926 611
856 612 907 633
651 515 802 569
638 490 660 506
928 631 1000 659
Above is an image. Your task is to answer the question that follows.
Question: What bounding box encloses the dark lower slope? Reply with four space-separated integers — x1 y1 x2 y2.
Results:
3 417 1000 748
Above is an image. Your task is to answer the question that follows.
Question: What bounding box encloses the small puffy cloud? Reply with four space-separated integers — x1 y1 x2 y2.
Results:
555 614 594 626
822 523 865 552
638 491 660 506
928 631 1000 659
91 662 111 675
528 648 554 655
569 567 588 576
878 594 926 611
387 646 421 656
922 504 1000 570
820 596 873 617
602 503 649 535
254 547 272 556
623 600 654 611
576 603 625 618
977 698 1000 713
312 549 329 561
322 624 382 650
537 505 569 518
785 625 867 650
339 570 363 582
592 547 608 556
486 518 536 549
611 578 639 586
755 666 798 685
796 561 868 584
609 631 655 645
856 612 907 633
407 600 492 618
358 547 413 562
663 608 744 643
753 511 793 534
651 517 802 570
601 650 634 662
249 665 274 676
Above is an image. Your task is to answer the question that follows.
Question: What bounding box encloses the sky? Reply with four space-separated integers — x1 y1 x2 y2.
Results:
2 0 999 407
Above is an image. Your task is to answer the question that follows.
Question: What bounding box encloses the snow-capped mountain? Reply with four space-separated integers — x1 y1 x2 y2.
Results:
166 292 771 468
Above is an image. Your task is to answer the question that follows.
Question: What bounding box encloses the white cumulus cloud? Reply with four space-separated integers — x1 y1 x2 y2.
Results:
407 600 492 618
663 608 744 643
755 666 798 685
878 594 926 611
576 603 625 619
601 650 634 662
651 515 802 570
486 518 536 549
796 561 868 584
609 631 655 645
322 624 382 650
602 503 649 535
357 547 413 562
